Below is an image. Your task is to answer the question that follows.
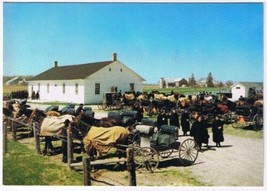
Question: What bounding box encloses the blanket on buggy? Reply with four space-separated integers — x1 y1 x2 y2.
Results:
83 126 129 154
40 114 73 136
151 125 178 147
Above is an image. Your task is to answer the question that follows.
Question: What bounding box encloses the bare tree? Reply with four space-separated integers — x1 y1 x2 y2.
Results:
225 80 234 87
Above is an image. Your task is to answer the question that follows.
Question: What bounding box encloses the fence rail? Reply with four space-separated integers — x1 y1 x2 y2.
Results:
3 116 137 186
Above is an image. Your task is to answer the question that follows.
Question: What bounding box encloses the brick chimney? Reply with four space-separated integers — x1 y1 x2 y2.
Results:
112 53 117 61
54 61 58 67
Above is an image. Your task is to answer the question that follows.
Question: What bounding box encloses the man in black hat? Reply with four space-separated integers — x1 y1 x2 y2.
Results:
75 103 84 116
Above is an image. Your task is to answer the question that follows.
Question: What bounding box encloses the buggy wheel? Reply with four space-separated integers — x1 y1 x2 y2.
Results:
103 104 111 111
97 103 104 110
252 114 263 131
147 106 157 117
160 106 169 113
179 138 198 166
222 112 231 124
231 115 245 128
130 132 140 149
159 147 173 158
134 147 159 172
114 101 123 110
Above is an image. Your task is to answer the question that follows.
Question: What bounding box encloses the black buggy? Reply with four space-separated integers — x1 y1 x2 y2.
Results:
97 92 124 110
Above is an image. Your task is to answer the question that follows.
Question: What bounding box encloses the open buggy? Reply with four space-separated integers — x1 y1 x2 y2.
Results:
132 120 199 172
231 105 263 131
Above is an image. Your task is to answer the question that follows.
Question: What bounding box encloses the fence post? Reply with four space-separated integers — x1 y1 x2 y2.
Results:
83 156 91 186
67 128 73 167
126 148 137 186
7 118 11 131
33 122 41 154
3 120 8 154
11 119 17 141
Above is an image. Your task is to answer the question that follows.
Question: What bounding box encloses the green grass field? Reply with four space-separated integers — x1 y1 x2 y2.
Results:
3 84 230 95
221 124 263 139
142 85 230 94
3 140 83 185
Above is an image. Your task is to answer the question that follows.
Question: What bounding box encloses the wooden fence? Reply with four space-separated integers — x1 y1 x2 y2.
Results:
2 116 137 186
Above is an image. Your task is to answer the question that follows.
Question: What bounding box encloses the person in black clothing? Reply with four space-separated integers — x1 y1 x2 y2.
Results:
212 115 224 147
75 103 84 116
36 91 40 100
61 119 70 163
133 103 144 122
181 109 190 136
190 114 202 150
200 115 210 149
169 109 180 135
31 91 35 100
157 109 168 130
169 109 180 127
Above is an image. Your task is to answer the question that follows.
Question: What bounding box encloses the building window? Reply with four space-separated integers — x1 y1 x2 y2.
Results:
95 83 100 95
47 84 50 93
130 83 134 91
236 87 240 89
75 83 78 94
120 68 122 72
109 68 111 71
63 83 65 94
38 83 40 92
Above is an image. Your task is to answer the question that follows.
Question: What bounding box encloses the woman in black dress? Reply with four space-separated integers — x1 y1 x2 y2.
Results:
181 109 190 136
200 115 210 149
169 109 180 138
212 115 224 147
190 114 202 150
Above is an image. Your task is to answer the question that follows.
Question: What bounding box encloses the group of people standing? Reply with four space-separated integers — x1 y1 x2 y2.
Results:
156 109 224 150
190 111 224 150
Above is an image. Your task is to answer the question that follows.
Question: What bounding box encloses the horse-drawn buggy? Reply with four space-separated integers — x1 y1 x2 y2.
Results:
231 105 263 131
80 112 199 173
132 121 199 172
97 92 124 110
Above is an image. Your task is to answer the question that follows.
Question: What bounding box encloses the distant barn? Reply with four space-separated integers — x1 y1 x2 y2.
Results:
28 53 145 104
159 77 188 88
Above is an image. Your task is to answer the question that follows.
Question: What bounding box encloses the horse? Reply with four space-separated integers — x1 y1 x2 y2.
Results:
68 112 138 163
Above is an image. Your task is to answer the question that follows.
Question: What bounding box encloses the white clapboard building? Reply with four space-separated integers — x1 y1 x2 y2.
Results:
231 82 263 101
28 53 145 104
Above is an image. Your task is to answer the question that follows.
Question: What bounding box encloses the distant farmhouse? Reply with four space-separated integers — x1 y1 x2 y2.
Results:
28 53 145 104
4 76 30 85
159 77 188 88
231 82 263 101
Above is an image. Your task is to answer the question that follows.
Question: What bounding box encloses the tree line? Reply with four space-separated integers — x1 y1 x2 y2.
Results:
188 72 234 88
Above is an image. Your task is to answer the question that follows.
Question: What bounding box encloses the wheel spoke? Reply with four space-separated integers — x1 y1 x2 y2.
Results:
179 138 199 166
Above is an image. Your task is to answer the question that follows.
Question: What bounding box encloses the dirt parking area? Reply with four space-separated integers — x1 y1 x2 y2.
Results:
186 134 264 186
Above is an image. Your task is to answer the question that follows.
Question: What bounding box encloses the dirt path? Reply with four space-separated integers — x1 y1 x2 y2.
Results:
16 103 264 186
185 133 264 186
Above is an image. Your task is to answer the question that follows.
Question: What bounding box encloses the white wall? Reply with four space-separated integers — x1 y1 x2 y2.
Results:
28 80 84 103
28 61 143 104
231 84 246 101
84 61 143 104
231 83 263 101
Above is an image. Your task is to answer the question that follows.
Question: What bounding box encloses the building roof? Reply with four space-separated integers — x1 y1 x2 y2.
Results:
29 61 113 81
232 82 263 88
165 78 186 83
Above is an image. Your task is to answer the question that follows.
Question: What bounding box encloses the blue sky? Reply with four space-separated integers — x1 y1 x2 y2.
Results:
3 2 263 83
